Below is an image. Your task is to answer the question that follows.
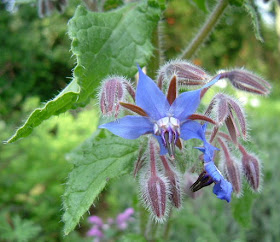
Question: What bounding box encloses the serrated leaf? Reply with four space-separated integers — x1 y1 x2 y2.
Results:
69 2 161 104
6 81 79 143
231 186 257 228
244 0 264 42
7 2 161 143
62 129 140 235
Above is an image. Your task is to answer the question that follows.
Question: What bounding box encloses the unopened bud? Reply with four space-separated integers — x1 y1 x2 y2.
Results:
239 145 261 192
219 69 271 96
218 138 242 196
98 76 127 118
160 156 181 208
139 139 169 222
157 59 210 87
206 93 247 142
147 175 168 220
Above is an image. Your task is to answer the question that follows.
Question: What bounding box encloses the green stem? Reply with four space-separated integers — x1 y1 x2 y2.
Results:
147 19 165 79
179 0 229 59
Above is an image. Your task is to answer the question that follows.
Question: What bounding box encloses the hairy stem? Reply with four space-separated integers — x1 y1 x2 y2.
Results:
179 0 229 59
147 19 165 79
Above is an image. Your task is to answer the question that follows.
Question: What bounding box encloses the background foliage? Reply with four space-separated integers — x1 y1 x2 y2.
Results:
1 0 280 241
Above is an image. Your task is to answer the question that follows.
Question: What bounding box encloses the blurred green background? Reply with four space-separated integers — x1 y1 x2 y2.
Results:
0 0 280 241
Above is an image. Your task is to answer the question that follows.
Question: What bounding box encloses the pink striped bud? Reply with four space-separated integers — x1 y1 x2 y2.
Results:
157 59 210 88
98 76 127 118
205 93 247 143
139 139 169 222
147 175 168 220
160 155 181 208
219 69 271 96
218 138 243 197
239 145 261 192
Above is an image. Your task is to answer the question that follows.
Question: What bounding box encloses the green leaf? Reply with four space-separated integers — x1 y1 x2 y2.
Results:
69 2 161 104
6 80 79 143
62 129 140 235
7 1 161 143
231 186 257 228
192 0 207 12
244 0 264 42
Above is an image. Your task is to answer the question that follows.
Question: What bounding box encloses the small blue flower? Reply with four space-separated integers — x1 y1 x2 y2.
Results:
100 66 218 156
99 66 232 202
204 162 233 202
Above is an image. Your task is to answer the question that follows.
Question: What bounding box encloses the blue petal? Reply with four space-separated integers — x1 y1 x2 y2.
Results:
169 89 201 121
169 75 221 121
99 116 153 139
136 66 170 120
154 135 168 155
205 162 233 202
180 120 204 141
213 180 233 203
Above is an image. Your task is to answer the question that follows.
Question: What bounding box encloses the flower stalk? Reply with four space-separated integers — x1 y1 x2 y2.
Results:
179 0 229 59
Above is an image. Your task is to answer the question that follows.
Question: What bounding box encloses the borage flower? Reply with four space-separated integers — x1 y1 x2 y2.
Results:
99 66 232 202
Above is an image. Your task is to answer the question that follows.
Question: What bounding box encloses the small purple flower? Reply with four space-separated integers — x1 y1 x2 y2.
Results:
99 66 232 202
116 208 134 230
87 225 104 238
88 215 103 227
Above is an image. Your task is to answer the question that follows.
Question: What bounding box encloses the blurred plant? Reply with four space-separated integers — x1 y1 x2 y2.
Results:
87 208 134 241
0 213 41 242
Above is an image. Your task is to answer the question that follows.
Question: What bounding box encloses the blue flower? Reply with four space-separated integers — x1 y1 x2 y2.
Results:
99 66 232 202
100 66 218 156
204 162 233 202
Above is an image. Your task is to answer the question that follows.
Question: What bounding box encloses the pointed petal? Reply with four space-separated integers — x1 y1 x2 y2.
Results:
169 89 201 121
180 120 205 141
136 66 170 120
205 162 233 202
99 116 153 139
170 75 221 121
154 135 168 155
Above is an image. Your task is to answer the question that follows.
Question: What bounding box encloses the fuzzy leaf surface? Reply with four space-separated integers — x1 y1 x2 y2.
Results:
62 129 139 235
7 2 161 143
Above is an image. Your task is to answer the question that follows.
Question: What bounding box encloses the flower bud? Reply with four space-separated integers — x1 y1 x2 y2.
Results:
139 139 169 222
157 59 210 87
147 175 168 220
206 93 247 143
98 76 127 118
218 138 243 197
160 155 182 208
239 145 261 192
219 69 271 96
